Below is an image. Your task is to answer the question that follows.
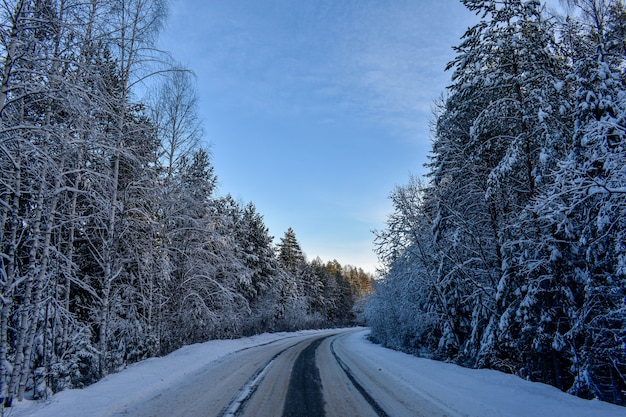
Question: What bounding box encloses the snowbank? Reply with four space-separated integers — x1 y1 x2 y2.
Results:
345 330 625 417
7 328 624 417
7 329 333 417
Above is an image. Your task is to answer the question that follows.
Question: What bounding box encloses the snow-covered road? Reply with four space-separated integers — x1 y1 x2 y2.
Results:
8 328 625 417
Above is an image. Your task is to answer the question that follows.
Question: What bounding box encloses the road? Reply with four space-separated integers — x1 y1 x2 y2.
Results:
113 328 451 417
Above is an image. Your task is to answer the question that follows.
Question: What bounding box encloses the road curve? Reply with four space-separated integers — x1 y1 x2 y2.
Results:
112 328 451 417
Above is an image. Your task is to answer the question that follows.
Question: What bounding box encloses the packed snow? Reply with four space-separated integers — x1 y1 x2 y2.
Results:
7 329 624 417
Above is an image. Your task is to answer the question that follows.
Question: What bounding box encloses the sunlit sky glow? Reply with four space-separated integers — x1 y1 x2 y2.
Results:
157 0 482 273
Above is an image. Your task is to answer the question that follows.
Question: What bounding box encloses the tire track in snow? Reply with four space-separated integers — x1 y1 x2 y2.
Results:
220 331 388 417
218 344 292 417
330 338 390 417
282 337 327 417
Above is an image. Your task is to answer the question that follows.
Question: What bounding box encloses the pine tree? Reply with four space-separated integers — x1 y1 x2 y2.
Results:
366 0 625 406
277 227 306 273
535 0 626 403
426 0 572 368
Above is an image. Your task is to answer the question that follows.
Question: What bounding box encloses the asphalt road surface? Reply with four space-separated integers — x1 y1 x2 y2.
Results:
114 328 451 417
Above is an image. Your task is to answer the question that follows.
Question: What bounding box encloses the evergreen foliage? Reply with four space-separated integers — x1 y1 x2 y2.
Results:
0 0 374 407
366 0 626 406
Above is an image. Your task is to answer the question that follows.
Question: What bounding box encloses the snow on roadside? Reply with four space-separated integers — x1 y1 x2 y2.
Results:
345 329 625 417
6 328 625 417
6 329 337 417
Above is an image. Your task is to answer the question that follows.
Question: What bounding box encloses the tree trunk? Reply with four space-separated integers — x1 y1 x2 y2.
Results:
0 152 21 407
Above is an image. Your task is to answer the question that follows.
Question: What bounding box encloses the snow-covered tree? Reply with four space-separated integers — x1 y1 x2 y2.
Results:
0 0 379 409
534 0 626 403
366 0 625 406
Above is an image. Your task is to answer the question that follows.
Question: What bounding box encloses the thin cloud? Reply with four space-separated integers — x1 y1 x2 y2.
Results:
162 0 474 144
158 0 478 271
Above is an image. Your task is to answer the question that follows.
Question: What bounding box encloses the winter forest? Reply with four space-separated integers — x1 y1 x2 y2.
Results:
1 0 626 411
0 0 374 407
366 0 626 407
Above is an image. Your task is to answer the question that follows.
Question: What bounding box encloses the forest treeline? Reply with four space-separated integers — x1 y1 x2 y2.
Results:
0 0 373 407
366 0 625 406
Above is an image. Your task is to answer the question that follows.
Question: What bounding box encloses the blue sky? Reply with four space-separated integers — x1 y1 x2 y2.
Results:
156 0 479 273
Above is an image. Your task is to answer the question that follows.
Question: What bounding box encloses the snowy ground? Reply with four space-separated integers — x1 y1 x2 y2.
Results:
5 328 624 417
